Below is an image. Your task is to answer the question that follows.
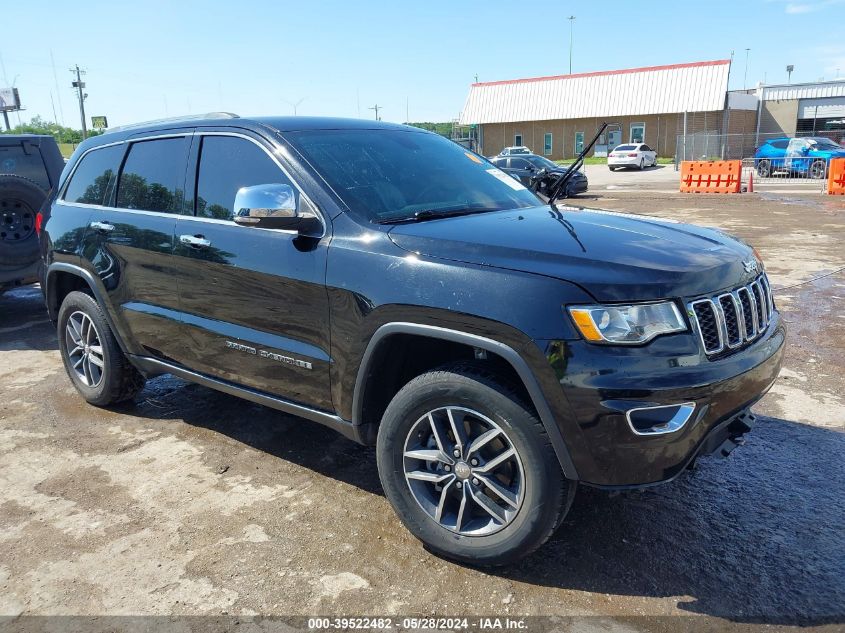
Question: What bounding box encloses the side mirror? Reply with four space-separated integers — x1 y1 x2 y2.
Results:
233 184 322 233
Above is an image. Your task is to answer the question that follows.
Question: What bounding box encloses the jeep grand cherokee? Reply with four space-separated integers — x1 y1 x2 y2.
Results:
40 114 785 565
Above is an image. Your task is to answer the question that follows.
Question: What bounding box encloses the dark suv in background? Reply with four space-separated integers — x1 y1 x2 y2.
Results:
40 115 785 565
1 135 64 292
490 153 588 198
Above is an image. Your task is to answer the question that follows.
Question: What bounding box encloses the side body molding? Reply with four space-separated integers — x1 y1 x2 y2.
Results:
352 322 579 480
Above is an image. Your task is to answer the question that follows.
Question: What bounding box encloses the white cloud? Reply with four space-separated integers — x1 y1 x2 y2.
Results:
782 0 843 13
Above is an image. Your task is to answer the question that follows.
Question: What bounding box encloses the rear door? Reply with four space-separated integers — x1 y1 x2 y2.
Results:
80 131 192 359
169 131 333 411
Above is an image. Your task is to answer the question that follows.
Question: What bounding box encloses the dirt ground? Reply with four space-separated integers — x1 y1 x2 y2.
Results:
1 187 843 631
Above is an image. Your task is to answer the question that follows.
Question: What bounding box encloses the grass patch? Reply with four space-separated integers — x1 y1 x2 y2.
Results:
58 143 78 159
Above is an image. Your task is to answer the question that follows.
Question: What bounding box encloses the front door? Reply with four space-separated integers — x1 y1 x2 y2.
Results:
607 125 622 151
169 132 333 411
80 132 192 360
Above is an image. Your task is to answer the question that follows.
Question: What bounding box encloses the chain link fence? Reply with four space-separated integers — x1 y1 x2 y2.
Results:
674 130 844 190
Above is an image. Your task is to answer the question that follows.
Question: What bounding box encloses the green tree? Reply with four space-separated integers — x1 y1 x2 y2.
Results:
1 115 103 144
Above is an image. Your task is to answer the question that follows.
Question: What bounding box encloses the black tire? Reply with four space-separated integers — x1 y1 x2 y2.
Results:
608 165 616 171
638 159 645 170
0 175 46 267
809 159 827 180
57 290 145 406
376 363 576 566
756 160 771 178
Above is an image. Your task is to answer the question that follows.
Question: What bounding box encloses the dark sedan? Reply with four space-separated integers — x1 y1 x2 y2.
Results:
490 153 588 199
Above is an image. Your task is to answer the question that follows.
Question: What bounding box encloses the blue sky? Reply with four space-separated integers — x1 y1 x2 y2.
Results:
2 0 844 128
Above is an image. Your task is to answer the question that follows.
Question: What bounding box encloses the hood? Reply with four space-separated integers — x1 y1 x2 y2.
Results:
387 205 757 302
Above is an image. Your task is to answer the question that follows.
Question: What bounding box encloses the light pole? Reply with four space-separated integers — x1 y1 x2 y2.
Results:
369 104 381 120
786 64 794 84
284 97 306 116
568 16 576 74
743 48 750 90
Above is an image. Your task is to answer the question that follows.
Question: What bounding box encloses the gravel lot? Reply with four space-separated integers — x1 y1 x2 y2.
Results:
1 186 843 631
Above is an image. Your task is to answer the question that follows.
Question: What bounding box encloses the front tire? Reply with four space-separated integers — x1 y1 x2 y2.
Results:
58 290 145 406
376 363 575 566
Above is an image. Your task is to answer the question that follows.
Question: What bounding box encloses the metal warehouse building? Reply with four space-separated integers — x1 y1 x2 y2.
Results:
458 59 759 159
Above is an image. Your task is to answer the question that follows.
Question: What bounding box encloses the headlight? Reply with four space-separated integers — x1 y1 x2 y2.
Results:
568 301 686 344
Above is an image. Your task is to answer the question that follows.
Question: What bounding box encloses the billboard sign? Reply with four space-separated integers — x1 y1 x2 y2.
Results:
91 116 108 129
0 87 21 112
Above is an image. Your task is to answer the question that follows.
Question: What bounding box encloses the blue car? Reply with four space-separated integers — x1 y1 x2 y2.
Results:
754 136 845 179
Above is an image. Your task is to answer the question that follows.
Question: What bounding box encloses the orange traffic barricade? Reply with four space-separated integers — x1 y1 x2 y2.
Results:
828 158 845 195
680 160 742 194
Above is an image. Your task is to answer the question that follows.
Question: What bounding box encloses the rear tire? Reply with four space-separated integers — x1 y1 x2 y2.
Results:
57 290 145 406
376 363 575 566
639 159 645 170
0 175 45 267
608 165 616 171
757 160 771 178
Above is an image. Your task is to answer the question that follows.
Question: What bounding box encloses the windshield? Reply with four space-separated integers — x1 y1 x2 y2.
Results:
808 138 842 150
525 155 559 170
287 129 541 222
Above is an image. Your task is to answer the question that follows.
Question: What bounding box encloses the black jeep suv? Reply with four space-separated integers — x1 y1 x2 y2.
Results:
1 134 65 293
40 115 785 565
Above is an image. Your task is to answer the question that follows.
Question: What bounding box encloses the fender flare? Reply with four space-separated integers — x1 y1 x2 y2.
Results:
352 322 579 480
45 262 130 355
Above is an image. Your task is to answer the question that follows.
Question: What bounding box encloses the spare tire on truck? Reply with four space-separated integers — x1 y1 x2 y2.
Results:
0 174 46 268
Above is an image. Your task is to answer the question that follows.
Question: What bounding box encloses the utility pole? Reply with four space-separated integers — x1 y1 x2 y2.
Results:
743 48 750 90
568 16 576 74
70 65 88 139
369 104 381 120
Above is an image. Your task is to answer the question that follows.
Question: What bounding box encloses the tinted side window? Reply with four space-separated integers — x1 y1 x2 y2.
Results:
63 145 124 205
492 158 507 167
771 140 789 149
640 145 652 152
115 137 190 213
509 158 530 169
195 136 291 220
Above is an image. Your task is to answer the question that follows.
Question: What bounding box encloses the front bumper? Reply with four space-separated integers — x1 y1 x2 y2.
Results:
540 310 786 487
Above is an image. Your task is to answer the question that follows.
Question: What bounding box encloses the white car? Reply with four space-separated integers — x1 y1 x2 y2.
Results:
498 145 532 157
607 143 657 170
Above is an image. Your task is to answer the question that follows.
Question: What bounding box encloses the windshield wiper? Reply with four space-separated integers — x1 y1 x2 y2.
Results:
539 122 608 206
378 204 498 224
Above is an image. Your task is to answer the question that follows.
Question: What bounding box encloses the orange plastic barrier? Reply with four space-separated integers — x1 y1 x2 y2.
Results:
828 158 845 195
679 160 742 194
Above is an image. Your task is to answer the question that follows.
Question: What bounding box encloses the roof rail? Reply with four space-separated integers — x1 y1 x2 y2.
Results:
105 112 239 134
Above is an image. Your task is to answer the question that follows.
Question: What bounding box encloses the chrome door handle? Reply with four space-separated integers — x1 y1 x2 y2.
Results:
179 234 211 248
89 221 115 233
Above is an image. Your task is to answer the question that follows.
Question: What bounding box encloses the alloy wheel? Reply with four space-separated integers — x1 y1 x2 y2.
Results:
402 406 525 536
65 311 105 387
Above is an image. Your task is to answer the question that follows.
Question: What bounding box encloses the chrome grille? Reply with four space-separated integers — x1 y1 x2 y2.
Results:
688 273 775 357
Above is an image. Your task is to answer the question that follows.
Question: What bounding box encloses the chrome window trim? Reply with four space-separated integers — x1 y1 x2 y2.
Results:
56 130 326 237
716 293 743 349
689 298 724 354
625 402 696 436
